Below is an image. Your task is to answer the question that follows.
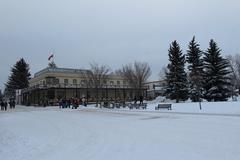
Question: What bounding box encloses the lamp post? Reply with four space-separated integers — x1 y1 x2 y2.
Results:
114 85 117 102
153 84 156 98
124 86 126 102
75 83 78 98
197 86 202 110
64 83 67 99
86 82 89 105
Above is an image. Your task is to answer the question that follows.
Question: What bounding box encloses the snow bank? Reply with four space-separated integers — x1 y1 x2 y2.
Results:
0 102 240 160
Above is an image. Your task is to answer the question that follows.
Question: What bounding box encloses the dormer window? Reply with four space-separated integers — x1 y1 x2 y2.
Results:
73 79 77 84
110 81 114 85
64 79 68 85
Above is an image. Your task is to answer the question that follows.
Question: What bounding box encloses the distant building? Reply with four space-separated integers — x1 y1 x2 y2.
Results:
15 89 22 105
22 67 147 106
144 80 166 99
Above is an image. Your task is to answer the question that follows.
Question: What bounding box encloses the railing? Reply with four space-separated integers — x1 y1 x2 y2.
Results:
22 83 148 93
34 67 89 77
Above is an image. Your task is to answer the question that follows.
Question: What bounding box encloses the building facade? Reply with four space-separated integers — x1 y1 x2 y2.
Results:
22 67 147 106
144 80 167 99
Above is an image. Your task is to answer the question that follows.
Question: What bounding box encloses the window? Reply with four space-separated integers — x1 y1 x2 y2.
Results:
103 80 107 85
64 79 68 84
102 92 105 98
46 77 53 84
73 79 77 84
55 78 59 84
117 81 120 85
46 77 58 85
123 81 126 85
89 80 93 85
110 81 114 85
81 80 86 85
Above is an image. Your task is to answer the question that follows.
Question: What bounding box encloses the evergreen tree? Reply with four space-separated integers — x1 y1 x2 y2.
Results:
186 36 204 102
5 58 31 98
165 40 188 103
0 89 2 101
203 39 231 101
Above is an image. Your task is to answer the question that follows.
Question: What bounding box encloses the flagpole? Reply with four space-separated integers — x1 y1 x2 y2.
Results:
48 53 55 68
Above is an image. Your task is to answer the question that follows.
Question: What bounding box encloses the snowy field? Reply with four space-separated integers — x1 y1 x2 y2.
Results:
1 101 240 160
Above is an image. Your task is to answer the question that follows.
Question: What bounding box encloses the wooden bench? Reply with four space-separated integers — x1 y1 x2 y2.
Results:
139 103 147 109
143 103 147 109
114 103 121 108
128 103 147 109
121 102 127 108
109 103 115 109
128 103 134 109
128 103 138 109
126 103 132 109
155 104 172 110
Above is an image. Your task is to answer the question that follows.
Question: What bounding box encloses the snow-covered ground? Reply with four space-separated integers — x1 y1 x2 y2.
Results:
1 101 240 160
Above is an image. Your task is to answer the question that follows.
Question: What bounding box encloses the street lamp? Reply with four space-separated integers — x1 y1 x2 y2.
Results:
75 83 78 98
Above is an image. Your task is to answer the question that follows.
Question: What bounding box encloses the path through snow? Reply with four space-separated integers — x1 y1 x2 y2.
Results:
0 105 240 160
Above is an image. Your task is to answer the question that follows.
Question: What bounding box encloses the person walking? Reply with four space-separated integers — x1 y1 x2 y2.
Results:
133 96 137 104
1 101 4 111
61 99 65 108
67 99 71 108
82 97 87 107
59 99 62 108
12 100 15 109
9 100 13 109
139 95 143 105
4 101 8 111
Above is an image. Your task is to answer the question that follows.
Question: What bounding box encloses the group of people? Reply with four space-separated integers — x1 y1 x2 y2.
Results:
133 95 144 105
59 97 87 109
1 99 15 111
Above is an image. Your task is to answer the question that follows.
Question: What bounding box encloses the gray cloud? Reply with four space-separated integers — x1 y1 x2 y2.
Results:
1 0 240 90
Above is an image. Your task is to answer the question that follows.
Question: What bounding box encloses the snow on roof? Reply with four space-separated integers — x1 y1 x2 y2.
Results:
34 67 90 77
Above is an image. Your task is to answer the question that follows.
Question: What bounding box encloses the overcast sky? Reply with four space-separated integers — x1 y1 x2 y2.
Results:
0 0 240 90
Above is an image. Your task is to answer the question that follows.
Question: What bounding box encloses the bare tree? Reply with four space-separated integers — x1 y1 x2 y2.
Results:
118 62 151 100
227 54 240 95
235 54 240 87
158 66 167 80
85 62 110 105
0 89 2 101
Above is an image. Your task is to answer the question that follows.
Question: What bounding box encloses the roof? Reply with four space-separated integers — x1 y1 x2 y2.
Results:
144 80 166 85
34 67 90 77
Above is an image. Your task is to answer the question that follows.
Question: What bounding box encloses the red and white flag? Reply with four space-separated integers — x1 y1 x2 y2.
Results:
48 53 54 61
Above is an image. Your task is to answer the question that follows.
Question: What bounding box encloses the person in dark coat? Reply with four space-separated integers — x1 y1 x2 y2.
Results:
9 100 13 109
66 99 71 108
133 96 137 104
4 101 8 111
139 95 143 105
59 99 62 108
62 99 66 108
12 100 15 109
82 97 87 107
43 100 47 107
1 101 4 110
